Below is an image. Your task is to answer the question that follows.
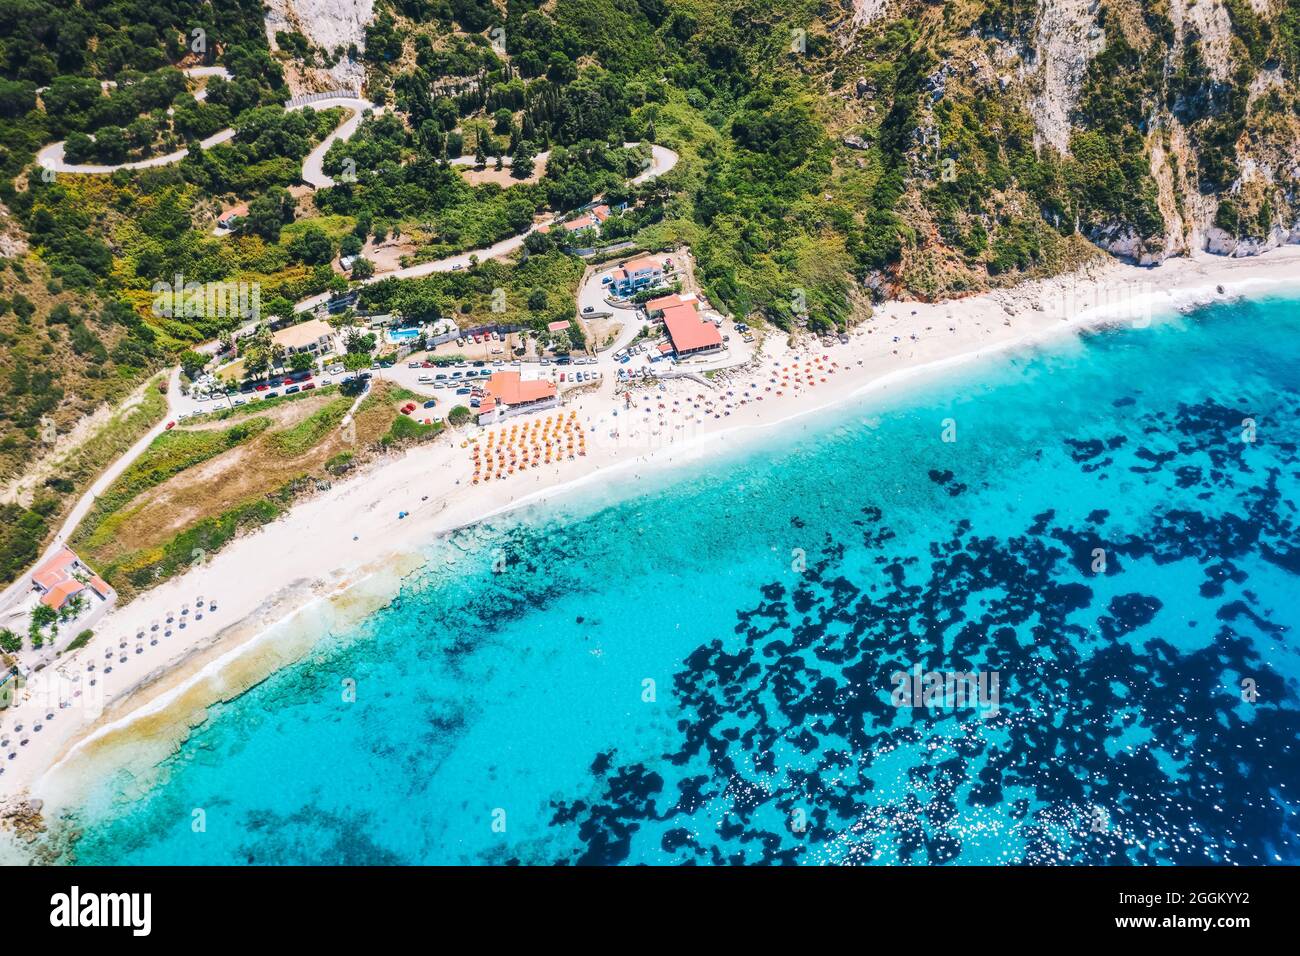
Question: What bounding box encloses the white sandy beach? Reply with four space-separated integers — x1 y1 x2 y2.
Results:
4 245 1300 825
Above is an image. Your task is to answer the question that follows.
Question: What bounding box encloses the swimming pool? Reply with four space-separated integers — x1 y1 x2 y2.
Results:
386 327 421 344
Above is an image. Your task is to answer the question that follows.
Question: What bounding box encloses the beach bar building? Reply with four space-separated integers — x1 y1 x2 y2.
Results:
30 547 113 612
476 371 560 425
660 301 723 358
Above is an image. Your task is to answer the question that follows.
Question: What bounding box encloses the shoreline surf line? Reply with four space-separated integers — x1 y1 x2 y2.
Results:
6 244 1300 823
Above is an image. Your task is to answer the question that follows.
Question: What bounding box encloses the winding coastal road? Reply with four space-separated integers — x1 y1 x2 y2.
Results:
292 143 679 314
0 368 183 623
35 68 381 182
8 105 677 617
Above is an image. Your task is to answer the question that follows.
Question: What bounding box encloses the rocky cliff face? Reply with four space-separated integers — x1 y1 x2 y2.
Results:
836 0 1300 271
263 0 376 93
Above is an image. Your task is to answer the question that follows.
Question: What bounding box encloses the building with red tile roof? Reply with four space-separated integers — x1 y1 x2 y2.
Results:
477 372 560 424
29 547 114 612
660 301 723 358
610 256 665 297
217 203 249 229
644 292 698 316
561 204 614 234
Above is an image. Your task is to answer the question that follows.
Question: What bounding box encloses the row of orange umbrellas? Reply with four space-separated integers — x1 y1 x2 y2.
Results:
471 412 586 483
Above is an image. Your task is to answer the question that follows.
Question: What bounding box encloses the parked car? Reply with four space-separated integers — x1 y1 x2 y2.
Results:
408 361 421 369
582 306 594 314
418 375 433 384
422 400 437 409
267 390 279 398
165 420 176 430
302 383 316 391
286 385 300 394
456 387 471 395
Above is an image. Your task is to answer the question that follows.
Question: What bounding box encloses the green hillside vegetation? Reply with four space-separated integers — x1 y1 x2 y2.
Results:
0 0 278 181
70 380 436 600
355 247 585 335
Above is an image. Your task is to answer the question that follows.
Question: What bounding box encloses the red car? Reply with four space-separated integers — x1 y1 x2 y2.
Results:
165 421 176 430
302 382 316 391
255 384 269 392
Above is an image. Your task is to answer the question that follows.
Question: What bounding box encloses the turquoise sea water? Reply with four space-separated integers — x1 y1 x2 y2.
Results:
62 294 1300 864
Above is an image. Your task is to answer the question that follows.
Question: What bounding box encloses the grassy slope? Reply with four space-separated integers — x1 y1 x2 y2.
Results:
70 381 440 601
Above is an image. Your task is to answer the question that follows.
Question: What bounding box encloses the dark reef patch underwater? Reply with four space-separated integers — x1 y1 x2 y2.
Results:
58 296 1300 865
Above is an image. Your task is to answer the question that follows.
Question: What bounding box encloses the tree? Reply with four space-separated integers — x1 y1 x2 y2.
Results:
179 350 208 378
93 125 129 163
29 603 58 648
527 289 548 312
59 593 87 623
0 628 21 653
242 187 295 242
288 225 336 265
342 351 373 371
511 139 536 179
0 79 36 119
474 130 487 167
447 405 472 426
523 230 554 256
289 352 315 372
344 327 377 355
350 257 375 280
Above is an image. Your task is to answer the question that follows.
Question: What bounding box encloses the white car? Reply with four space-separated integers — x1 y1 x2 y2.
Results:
418 375 433 383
